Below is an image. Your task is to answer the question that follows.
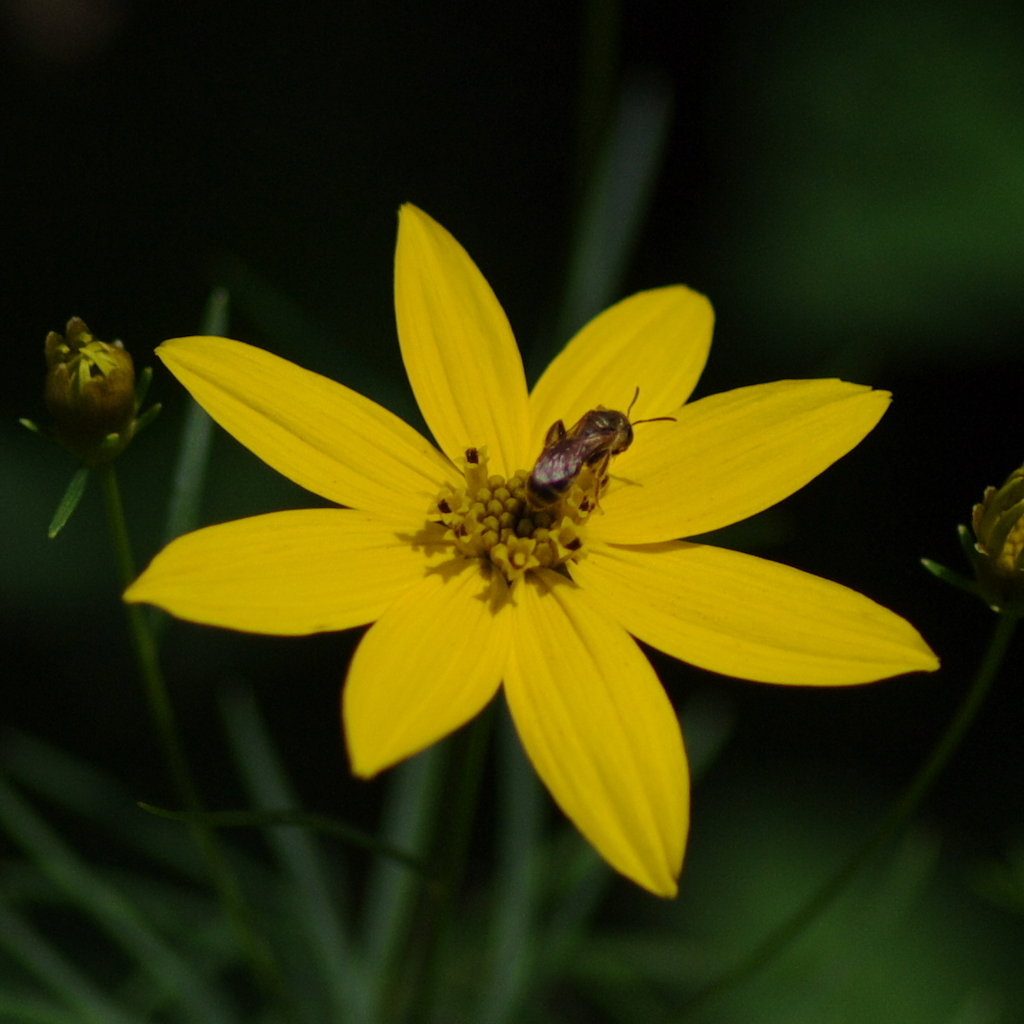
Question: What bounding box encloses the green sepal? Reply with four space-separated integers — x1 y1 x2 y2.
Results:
920 557 981 599
47 467 90 539
133 402 163 435
957 523 978 562
132 366 161 436
134 365 153 408
97 432 122 455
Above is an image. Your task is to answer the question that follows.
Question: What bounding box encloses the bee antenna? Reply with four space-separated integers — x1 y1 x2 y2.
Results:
627 387 675 427
632 415 677 426
626 386 640 418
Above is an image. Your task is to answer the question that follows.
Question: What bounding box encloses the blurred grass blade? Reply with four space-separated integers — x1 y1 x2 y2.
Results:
209 254 409 415
2 732 204 880
477 705 543 1024
47 468 89 539
537 838 611 985
0 771 236 1024
219 684 368 1024
0 995 116 1024
162 288 227 546
682 691 736 782
138 805 422 869
545 71 673 369
203 286 232 338
362 745 444 1020
162 373 213 541
0 901 145 1024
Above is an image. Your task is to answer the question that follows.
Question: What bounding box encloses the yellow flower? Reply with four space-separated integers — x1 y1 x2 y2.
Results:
125 205 938 896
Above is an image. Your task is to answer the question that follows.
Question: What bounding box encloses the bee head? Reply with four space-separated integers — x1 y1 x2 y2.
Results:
588 408 634 454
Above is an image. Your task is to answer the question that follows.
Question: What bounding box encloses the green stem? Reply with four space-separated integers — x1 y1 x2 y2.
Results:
573 0 619 203
394 707 495 1024
96 463 281 1000
679 611 1018 1017
477 706 543 1024
363 747 445 1024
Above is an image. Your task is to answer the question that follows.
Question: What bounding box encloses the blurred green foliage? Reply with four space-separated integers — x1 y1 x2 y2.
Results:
718 2 1024 373
2 0 1023 1020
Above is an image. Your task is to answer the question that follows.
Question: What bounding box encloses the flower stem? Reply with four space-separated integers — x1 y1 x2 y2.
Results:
679 611 1018 1017
96 463 281 999
394 705 495 1024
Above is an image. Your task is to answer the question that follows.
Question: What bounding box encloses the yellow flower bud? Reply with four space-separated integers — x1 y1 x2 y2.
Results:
969 465 1024 614
44 317 137 464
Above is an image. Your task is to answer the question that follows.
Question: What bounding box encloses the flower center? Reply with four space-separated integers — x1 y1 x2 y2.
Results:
429 447 599 583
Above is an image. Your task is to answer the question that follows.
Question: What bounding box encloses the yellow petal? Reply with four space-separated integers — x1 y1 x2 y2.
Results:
157 336 453 520
394 205 531 475
573 540 939 684
527 286 713 460
343 559 510 777
597 379 892 543
125 510 442 634
504 570 688 897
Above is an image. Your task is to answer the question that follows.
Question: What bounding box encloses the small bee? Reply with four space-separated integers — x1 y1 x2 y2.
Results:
526 389 675 510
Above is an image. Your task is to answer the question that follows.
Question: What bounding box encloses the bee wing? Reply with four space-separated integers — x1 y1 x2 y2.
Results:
530 445 583 488
543 419 567 447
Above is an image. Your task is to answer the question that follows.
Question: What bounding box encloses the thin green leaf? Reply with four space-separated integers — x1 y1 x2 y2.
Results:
534 72 673 379
0 902 145 1024
208 257 411 418
0 771 236 1024
218 684 368 1023
161 288 227 546
682 691 736 782
3 731 203 880
161 398 212 545
47 468 89 539
536 836 611 984
362 745 445 1020
477 706 544 1024
139 803 424 872
201 286 231 337
0 995 105 1024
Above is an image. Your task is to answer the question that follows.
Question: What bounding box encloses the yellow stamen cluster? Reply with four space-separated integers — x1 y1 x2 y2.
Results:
429 448 596 583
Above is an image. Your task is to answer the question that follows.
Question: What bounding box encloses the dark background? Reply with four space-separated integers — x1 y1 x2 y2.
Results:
2 0 1024 1014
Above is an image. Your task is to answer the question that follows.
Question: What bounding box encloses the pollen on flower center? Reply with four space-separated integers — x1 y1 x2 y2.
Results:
428 447 596 583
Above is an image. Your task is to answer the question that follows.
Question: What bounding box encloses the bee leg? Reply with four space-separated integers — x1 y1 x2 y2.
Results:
586 451 613 514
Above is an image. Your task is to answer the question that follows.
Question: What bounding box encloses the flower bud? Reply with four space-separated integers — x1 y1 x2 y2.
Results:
44 317 137 464
969 465 1024 614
